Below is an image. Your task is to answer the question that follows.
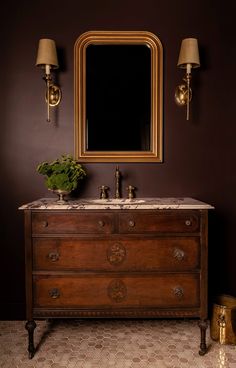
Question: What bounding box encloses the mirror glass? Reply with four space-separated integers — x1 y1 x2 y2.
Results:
86 44 151 151
74 31 163 162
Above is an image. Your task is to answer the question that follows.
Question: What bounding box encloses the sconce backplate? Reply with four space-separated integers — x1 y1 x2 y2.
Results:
45 85 62 106
175 84 192 106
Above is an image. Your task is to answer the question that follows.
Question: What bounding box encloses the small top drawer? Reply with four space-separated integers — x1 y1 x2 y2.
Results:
32 212 115 234
119 211 200 233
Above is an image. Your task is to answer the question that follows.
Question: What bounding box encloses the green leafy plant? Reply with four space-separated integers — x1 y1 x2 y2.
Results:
37 154 86 192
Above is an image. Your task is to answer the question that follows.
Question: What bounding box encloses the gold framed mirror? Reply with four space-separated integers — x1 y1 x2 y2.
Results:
74 31 163 162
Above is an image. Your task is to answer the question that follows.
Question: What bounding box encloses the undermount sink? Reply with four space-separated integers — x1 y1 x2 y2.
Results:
88 198 146 205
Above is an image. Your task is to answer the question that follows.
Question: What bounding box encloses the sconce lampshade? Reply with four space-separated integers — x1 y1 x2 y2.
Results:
36 38 59 68
177 38 200 69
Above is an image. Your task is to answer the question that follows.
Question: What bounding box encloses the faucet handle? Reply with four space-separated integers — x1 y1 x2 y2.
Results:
126 185 136 199
99 185 109 199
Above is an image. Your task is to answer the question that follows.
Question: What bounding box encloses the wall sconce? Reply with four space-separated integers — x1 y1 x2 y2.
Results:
36 38 62 122
175 38 200 120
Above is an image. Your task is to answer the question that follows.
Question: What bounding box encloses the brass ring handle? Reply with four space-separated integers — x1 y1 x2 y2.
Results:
42 221 48 227
185 219 192 226
173 287 184 299
128 220 135 227
49 288 60 299
48 251 60 262
173 248 185 261
98 220 105 227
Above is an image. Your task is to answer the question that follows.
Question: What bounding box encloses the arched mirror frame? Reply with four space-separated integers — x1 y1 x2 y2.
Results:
74 31 163 162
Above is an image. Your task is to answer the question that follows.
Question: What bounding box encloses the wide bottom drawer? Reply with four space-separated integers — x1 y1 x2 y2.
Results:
34 274 200 308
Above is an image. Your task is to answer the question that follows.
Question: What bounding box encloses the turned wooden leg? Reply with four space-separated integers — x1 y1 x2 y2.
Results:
25 320 36 359
198 319 208 355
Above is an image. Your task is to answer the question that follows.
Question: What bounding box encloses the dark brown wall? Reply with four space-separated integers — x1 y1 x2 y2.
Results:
1 0 236 319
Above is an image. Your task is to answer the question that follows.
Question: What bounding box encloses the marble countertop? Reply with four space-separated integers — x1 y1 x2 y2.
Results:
19 197 214 210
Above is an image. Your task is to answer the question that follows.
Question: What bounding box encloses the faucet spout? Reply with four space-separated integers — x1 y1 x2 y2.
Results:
115 165 121 198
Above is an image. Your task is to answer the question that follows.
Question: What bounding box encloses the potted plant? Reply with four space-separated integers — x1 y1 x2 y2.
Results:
36 154 86 203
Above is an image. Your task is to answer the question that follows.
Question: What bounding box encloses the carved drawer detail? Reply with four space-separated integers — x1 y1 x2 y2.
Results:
107 279 127 303
107 243 126 265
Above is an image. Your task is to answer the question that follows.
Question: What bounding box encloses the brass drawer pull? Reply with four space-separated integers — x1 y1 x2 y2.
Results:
42 221 48 227
49 288 60 299
98 220 105 227
173 287 184 299
173 248 185 261
185 219 192 226
128 220 135 227
48 251 60 262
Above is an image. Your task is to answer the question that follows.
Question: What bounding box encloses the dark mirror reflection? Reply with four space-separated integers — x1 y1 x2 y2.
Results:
86 45 151 151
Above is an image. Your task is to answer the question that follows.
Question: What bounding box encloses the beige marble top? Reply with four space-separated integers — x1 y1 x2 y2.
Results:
19 197 214 210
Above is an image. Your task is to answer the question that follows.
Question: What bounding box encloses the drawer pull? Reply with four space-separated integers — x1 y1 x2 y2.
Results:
128 220 135 227
42 221 48 227
173 248 185 261
185 219 192 226
98 220 105 227
107 243 126 265
49 288 60 299
48 251 60 262
173 287 184 299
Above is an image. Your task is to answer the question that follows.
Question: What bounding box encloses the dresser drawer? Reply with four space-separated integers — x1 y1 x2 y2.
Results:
33 274 200 308
32 212 114 234
33 237 200 271
119 211 200 233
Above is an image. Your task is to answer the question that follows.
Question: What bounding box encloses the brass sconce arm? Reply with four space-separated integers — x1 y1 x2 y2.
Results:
36 39 62 122
175 38 200 120
43 73 61 122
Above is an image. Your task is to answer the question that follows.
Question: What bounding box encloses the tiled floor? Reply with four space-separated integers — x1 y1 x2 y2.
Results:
0 319 235 367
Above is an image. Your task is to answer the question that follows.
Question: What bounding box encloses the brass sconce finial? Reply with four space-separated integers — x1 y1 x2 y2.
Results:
36 38 62 122
175 38 200 120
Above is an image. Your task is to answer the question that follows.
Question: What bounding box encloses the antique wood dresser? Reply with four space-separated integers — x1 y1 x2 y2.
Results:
19 197 213 358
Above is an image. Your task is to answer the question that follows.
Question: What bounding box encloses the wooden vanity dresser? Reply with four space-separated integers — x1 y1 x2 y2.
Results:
19 197 213 358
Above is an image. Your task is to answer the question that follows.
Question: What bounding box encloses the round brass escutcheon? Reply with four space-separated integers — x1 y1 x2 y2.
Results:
107 279 127 303
173 286 184 299
49 288 60 299
173 248 185 261
107 243 126 265
48 251 60 262
185 219 192 226
128 220 135 227
98 220 105 227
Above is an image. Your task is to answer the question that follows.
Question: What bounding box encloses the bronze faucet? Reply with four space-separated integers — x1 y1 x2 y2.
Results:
99 166 136 199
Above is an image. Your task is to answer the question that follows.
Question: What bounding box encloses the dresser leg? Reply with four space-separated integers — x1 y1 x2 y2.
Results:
25 320 36 359
198 319 208 355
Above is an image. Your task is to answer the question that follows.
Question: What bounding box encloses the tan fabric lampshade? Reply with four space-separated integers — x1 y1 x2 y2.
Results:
36 39 59 68
177 38 200 69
